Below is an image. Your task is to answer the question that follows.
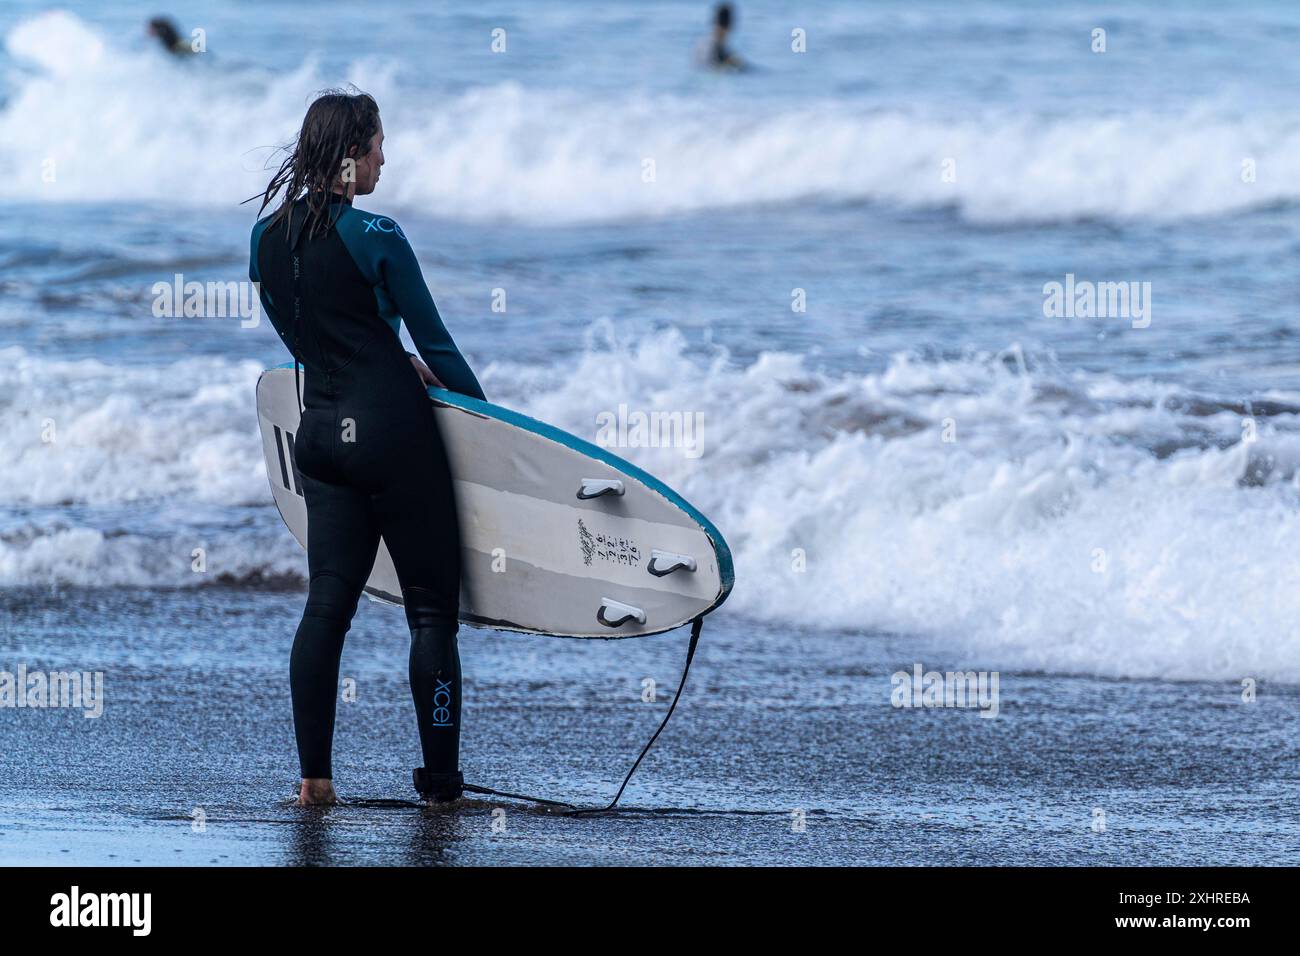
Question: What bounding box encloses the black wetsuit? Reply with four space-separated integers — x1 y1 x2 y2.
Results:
250 196 484 788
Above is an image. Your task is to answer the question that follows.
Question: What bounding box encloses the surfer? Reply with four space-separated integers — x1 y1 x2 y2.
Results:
248 91 484 806
697 3 747 71
146 17 195 56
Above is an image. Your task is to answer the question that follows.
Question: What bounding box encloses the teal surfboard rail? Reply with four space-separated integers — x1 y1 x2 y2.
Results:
270 362 734 613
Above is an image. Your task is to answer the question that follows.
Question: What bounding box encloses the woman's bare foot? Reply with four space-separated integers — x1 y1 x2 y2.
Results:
297 778 337 806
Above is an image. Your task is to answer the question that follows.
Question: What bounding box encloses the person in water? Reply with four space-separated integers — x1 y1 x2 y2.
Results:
146 17 194 56
248 91 484 806
698 3 746 71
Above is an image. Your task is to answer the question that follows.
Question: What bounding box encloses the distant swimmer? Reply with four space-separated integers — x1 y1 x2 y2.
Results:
146 16 196 56
697 3 747 72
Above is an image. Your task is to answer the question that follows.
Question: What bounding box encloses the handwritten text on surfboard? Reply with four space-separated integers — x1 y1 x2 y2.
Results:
578 518 641 567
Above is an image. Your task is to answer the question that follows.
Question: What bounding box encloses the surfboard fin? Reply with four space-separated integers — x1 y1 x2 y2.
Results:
577 478 625 499
597 598 646 628
647 549 697 577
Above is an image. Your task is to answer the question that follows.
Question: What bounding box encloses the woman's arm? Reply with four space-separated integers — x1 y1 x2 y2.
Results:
379 233 486 401
333 210 486 401
249 218 294 356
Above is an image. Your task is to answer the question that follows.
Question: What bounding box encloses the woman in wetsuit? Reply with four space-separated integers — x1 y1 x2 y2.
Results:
248 91 483 806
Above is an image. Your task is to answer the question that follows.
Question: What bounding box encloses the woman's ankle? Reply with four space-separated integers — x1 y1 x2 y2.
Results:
297 777 337 805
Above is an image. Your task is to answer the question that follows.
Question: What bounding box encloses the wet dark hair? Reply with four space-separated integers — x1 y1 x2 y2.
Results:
249 90 381 242
714 3 733 30
148 17 181 49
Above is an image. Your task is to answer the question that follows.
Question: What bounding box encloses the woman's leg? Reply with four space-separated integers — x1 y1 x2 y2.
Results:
404 587 462 791
368 418 465 801
292 472 381 803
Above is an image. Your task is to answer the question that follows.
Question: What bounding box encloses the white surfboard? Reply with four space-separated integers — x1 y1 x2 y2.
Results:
256 365 733 638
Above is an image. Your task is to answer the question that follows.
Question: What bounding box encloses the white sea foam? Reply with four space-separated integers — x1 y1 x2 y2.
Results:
4 11 1299 224
3 330 1299 682
5 11 1298 683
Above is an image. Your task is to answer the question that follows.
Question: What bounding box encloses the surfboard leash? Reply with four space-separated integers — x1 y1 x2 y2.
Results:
461 614 705 816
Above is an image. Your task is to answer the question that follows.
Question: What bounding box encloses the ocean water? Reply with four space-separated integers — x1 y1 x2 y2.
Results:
1 1 1298 865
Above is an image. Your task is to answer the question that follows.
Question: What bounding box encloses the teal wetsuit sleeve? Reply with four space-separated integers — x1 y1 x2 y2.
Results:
335 210 485 401
382 233 486 401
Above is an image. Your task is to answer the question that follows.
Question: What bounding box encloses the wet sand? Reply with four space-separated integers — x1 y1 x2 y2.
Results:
1 587 1295 865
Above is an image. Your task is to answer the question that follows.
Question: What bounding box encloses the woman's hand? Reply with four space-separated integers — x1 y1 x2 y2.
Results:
409 354 445 389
